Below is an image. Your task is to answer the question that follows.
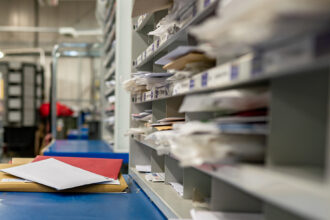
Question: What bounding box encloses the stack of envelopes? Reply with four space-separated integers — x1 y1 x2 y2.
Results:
0 156 127 193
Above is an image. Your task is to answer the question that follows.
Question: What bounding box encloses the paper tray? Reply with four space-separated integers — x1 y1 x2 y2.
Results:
0 164 128 193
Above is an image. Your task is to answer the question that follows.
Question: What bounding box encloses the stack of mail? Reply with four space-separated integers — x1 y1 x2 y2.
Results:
190 0 330 58
123 72 173 93
156 46 214 70
156 46 215 81
179 88 269 114
151 117 185 131
145 173 165 182
0 156 127 193
132 110 152 122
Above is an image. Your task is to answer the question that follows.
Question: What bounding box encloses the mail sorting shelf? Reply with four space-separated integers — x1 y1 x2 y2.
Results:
130 0 330 219
101 0 117 145
43 140 129 164
0 175 166 220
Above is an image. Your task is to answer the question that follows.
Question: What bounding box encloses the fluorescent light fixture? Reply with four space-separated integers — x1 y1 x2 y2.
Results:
62 51 80 56
0 51 4 59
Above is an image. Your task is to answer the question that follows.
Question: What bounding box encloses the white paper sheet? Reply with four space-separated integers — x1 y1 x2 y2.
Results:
1 178 31 183
1 158 111 190
98 179 121 185
136 165 152 173
169 182 183 197
145 173 165 182
1 178 120 185
190 209 265 220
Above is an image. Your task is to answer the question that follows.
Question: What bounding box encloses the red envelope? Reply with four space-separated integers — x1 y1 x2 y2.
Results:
33 156 123 180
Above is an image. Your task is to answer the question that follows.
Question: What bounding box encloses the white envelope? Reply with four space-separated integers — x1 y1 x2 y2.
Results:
1 158 111 190
136 165 151 173
155 46 202 65
190 209 265 220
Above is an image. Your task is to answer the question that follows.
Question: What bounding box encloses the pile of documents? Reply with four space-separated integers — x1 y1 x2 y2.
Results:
156 46 215 75
151 117 185 131
145 130 174 155
0 156 127 193
131 110 152 122
124 72 173 92
133 0 217 67
189 0 330 58
130 110 153 135
135 165 165 182
136 165 181 196
169 122 266 166
179 88 269 114
126 127 153 136
145 173 165 182
143 88 269 166
148 14 180 39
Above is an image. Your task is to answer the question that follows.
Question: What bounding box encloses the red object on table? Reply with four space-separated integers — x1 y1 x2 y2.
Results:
39 102 74 117
33 156 123 180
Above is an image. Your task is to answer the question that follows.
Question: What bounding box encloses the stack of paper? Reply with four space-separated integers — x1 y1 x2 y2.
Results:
155 46 215 83
136 165 151 173
190 209 265 220
123 72 173 92
151 117 185 131
145 173 165 182
132 110 152 122
0 156 127 192
179 89 269 113
156 46 214 71
169 182 183 197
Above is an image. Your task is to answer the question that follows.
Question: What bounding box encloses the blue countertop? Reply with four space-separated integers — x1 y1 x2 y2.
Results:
44 140 129 164
0 175 166 220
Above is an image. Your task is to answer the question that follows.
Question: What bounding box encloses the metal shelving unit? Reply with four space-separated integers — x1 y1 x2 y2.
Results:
133 1 218 69
101 0 117 144
129 0 330 219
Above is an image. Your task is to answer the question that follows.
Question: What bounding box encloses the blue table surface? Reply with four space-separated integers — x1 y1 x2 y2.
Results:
44 140 129 164
0 175 166 220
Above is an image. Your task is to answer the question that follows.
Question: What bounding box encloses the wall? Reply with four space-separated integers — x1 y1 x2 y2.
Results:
0 0 100 110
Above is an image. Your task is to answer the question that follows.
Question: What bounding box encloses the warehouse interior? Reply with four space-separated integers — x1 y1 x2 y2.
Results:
0 0 329 219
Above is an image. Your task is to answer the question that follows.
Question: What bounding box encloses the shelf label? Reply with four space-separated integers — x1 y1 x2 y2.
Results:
204 0 211 8
230 65 239 80
193 5 197 17
201 72 208 87
189 79 195 89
